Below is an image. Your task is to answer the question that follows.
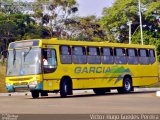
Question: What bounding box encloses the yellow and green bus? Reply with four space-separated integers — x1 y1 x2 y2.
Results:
5 38 159 98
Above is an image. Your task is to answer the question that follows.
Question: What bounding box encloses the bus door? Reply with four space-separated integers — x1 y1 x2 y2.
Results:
42 48 57 90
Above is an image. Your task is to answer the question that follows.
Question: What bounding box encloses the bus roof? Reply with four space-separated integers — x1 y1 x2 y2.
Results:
9 38 156 49
40 38 156 49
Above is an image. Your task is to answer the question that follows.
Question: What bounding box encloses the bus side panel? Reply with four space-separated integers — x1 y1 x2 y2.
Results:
138 62 159 86
139 77 159 86
72 78 123 89
43 80 60 90
71 64 128 89
41 45 159 91
132 77 140 86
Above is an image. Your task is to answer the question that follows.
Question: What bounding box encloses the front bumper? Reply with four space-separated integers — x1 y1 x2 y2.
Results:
6 82 43 92
6 75 43 92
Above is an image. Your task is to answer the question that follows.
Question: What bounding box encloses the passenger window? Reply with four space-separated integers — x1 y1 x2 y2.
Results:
87 47 101 64
114 48 127 64
43 48 57 73
138 49 149 64
149 49 156 64
101 47 114 64
127 49 138 64
72 46 87 64
60 46 72 64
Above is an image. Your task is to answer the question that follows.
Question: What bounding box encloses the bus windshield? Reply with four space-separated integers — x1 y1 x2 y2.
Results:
7 48 42 76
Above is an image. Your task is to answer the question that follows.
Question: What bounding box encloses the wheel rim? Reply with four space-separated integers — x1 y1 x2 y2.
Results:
124 80 131 91
64 84 67 93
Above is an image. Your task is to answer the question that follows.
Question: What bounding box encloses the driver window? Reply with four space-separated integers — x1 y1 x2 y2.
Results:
42 48 57 73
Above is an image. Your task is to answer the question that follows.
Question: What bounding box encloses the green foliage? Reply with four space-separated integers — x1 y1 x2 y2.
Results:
64 16 106 41
0 0 78 52
0 0 105 45
100 0 160 60
0 13 42 51
100 0 160 41
0 13 42 39
0 0 160 61
100 0 138 42
32 0 78 38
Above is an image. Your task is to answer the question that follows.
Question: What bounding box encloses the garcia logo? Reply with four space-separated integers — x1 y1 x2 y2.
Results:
74 66 111 74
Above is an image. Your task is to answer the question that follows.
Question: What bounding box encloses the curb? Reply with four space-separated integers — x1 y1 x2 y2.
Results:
134 88 160 92
0 92 30 97
0 88 160 97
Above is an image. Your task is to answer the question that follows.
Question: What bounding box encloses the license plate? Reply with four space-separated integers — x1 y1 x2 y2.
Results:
13 82 28 86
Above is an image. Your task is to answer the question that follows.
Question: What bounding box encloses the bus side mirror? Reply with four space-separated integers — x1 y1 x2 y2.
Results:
0 50 8 63
1 50 9 57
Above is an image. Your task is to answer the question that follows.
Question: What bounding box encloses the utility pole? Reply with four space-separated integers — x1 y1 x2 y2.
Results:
127 20 132 44
139 0 144 45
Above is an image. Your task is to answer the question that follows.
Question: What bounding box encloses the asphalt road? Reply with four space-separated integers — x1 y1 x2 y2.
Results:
0 89 160 114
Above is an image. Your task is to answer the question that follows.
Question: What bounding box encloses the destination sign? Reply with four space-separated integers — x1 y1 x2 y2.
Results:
9 40 39 49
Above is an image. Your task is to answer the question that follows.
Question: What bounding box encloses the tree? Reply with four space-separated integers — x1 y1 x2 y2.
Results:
63 16 106 41
0 13 42 52
100 0 160 43
100 0 160 60
31 0 78 38
0 0 43 53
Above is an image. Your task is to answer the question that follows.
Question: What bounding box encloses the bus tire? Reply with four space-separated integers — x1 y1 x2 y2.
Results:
93 88 106 95
117 77 132 94
31 90 39 99
60 80 68 98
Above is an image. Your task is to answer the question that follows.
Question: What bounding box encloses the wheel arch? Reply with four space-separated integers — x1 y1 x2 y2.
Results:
60 76 72 85
123 74 132 83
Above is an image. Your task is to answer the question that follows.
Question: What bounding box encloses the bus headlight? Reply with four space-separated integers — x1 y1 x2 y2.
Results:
29 81 38 88
6 83 12 86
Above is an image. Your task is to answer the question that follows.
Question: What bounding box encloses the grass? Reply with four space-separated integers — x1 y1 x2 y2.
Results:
0 64 7 93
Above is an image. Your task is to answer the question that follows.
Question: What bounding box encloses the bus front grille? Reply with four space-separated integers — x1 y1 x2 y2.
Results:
9 77 33 82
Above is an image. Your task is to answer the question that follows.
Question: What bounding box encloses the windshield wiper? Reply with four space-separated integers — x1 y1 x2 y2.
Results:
13 48 16 65
24 47 32 62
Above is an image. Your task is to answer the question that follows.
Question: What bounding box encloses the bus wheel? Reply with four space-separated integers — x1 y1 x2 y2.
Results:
93 88 106 95
31 90 39 99
60 80 68 98
117 77 132 94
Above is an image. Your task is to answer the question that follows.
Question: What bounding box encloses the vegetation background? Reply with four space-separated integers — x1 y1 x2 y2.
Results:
0 0 159 92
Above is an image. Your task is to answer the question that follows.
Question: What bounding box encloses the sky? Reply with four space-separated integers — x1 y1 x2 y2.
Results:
76 0 116 17
14 0 116 17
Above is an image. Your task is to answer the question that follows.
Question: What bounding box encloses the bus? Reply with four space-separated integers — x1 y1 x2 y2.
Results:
5 38 159 98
